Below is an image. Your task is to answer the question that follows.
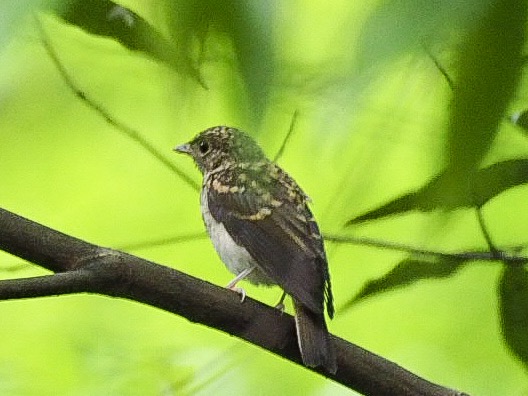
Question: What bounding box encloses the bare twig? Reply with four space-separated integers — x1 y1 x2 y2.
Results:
425 49 455 90
117 231 528 266
35 16 200 192
121 232 207 251
273 110 299 163
324 234 528 265
475 207 500 256
0 262 30 272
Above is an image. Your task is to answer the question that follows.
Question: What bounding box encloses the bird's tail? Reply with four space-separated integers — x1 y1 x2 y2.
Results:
293 299 337 374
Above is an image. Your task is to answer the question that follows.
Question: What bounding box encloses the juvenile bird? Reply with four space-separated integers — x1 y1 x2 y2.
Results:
174 126 336 373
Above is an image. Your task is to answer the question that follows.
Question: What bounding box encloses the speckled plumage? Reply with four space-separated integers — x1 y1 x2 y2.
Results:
175 126 336 373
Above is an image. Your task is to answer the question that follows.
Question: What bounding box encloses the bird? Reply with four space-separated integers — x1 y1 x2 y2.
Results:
174 126 336 373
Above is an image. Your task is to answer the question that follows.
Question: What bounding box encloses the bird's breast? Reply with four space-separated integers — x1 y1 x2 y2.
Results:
200 188 275 286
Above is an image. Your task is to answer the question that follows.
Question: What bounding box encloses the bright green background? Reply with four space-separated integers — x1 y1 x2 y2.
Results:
1 1 528 395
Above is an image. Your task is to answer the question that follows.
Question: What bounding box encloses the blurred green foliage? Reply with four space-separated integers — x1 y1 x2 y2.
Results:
1 0 528 395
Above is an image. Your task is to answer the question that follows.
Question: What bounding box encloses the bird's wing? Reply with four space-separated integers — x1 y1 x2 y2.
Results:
206 169 331 315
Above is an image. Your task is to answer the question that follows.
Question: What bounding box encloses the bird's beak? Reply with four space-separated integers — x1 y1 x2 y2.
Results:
174 143 191 154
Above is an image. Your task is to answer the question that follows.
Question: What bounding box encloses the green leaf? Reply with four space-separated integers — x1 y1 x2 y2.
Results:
342 257 468 311
347 0 527 226
47 0 274 120
499 265 528 366
48 0 206 86
472 159 528 206
347 159 528 224
357 1 494 69
447 0 525 171
511 109 528 133
444 0 525 205
164 0 274 121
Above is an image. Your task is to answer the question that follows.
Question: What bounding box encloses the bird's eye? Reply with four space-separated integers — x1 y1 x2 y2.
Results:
198 140 210 155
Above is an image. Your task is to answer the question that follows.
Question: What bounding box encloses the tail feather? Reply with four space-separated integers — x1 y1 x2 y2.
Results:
293 299 337 374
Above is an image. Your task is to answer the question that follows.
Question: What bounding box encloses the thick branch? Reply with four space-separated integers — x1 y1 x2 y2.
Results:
0 208 467 396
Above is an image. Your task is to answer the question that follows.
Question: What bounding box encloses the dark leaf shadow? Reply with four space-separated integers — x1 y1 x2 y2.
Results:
499 264 528 368
347 159 528 225
48 0 207 87
341 256 470 313
47 0 275 126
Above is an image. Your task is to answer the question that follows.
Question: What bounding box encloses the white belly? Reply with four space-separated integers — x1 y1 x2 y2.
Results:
201 189 274 285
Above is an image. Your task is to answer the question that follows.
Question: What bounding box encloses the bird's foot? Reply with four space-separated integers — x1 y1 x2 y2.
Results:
227 285 246 302
225 267 255 302
274 291 287 313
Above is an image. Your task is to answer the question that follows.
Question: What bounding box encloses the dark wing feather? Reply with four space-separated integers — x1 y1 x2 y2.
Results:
207 175 330 315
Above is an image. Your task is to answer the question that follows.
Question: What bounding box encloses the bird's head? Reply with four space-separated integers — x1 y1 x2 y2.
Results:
174 126 266 174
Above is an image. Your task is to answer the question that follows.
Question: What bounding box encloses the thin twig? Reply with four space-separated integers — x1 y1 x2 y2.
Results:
122 231 528 266
425 48 455 90
475 207 500 256
121 232 207 251
35 16 200 192
324 234 528 265
424 49 524 266
0 263 31 272
425 47 522 134
273 110 299 162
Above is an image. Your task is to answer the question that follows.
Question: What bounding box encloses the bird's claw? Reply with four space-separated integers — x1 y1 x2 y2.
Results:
227 285 246 302
274 291 287 313
225 267 254 303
